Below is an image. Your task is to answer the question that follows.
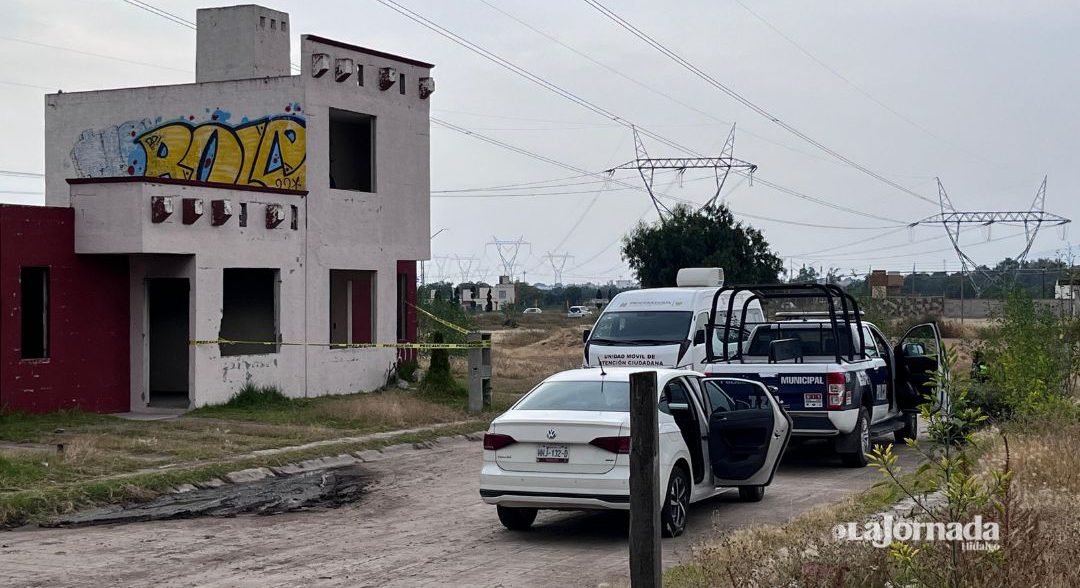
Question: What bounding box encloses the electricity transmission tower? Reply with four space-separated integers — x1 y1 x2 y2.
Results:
544 252 575 285
453 254 479 284
487 237 532 280
908 177 1071 293
607 125 757 219
430 256 453 282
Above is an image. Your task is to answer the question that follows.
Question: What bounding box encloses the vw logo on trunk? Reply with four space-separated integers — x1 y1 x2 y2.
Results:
547 429 557 440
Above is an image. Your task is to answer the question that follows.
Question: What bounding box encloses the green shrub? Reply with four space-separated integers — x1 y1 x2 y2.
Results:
220 383 294 409
418 332 466 398
976 289 1079 417
395 358 419 383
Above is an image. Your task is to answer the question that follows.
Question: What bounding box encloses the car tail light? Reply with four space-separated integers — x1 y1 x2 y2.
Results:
590 436 631 454
827 372 846 409
483 433 516 450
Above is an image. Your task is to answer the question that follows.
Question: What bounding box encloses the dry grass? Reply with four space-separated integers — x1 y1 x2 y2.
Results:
668 416 1080 588
310 393 464 429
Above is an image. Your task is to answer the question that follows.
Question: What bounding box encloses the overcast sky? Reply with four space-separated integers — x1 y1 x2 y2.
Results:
2 0 1077 284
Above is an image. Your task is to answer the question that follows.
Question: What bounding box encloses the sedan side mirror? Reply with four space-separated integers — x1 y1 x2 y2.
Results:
582 329 591 344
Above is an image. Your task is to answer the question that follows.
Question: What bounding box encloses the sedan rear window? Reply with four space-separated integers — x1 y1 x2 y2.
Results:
515 381 631 412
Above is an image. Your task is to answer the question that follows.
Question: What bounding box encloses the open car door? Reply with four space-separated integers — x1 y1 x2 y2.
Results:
702 377 791 487
894 323 946 410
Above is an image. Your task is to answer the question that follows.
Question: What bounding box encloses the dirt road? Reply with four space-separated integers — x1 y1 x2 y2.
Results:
1 438 916 588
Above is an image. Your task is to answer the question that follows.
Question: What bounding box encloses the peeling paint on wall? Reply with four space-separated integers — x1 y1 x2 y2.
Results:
71 108 307 190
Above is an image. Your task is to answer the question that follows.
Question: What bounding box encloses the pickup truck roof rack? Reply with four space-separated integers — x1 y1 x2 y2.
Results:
705 283 866 364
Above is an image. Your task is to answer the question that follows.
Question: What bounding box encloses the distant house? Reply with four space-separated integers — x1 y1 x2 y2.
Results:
1056 278 1080 300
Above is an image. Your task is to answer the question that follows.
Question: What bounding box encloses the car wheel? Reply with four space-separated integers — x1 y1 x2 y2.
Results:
841 409 871 468
497 506 538 531
738 485 765 502
661 466 690 538
894 411 918 444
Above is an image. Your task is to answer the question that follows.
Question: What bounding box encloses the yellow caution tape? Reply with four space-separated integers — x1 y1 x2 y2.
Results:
408 302 471 335
190 339 490 349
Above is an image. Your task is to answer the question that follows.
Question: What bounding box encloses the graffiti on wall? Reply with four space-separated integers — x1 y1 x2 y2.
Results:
71 106 306 190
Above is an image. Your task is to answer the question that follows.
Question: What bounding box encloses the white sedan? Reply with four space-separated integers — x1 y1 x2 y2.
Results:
479 367 791 537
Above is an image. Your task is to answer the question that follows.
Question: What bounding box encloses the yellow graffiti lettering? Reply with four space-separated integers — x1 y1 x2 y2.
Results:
136 115 306 190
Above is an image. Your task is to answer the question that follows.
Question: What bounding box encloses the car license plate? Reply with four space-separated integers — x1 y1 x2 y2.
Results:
804 393 823 408
536 445 569 463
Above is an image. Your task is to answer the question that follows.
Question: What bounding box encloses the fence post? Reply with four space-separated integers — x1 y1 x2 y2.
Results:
467 331 490 413
629 370 661 587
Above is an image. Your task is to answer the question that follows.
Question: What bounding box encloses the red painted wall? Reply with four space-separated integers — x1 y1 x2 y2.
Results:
350 271 374 345
0 205 129 413
396 260 417 362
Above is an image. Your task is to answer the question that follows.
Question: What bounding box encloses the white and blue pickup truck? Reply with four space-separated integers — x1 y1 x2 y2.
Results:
700 283 945 467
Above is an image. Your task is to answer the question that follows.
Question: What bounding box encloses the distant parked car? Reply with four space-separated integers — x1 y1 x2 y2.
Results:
523 307 543 314
567 306 593 318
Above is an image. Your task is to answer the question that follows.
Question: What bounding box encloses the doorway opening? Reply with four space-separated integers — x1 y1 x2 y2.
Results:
147 278 190 408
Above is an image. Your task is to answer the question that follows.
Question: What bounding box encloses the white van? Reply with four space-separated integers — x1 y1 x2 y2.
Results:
581 268 764 372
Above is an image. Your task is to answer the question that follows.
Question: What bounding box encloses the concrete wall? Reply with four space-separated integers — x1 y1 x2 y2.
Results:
0 205 129 413
299 35 431 396
196 5 291 83
45 76 304 206
943 298 1078 319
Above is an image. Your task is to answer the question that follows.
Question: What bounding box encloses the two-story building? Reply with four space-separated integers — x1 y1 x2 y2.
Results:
0 5 433 413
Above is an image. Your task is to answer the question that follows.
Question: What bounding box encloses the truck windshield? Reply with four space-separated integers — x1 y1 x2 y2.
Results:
590 311 693 344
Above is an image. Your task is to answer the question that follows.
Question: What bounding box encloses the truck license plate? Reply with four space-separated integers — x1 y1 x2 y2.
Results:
536 445 569 463
804 393 823 408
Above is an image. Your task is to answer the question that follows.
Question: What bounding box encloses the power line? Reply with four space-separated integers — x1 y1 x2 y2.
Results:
387 0 909 225
118 0 302 72
583 0 936 206
0 169 44 178
474 0 918 177
120 0 196 28
731 0 1000 169
0 36 192 74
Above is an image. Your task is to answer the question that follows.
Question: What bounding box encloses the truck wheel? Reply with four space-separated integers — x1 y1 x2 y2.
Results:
894 412 918 443
497 506 537 530
738 485 765 502
841 409 870 468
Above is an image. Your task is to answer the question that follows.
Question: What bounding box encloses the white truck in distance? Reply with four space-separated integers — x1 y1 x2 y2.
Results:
581 268 763 372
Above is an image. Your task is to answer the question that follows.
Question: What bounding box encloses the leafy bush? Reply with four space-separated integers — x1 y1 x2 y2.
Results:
975 289 1079 417
418 332 466 398
395 358 419 383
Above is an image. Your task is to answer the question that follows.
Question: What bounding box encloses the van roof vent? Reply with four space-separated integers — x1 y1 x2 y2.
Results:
676 267 724 287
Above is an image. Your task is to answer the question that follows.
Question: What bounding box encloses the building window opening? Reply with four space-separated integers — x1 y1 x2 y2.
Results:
239 202 248 227
398 72 406 95
329 108 375 192
20 267 49 359
357 64 364 86
219 268 279 356
330 270 376 347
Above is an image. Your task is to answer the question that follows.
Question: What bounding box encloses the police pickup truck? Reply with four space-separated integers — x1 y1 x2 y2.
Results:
700 283 944 467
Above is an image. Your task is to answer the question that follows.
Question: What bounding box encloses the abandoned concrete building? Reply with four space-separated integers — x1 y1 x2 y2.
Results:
0 5 433 413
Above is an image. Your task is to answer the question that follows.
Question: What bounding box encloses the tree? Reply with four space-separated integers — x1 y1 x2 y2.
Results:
621 203 784 287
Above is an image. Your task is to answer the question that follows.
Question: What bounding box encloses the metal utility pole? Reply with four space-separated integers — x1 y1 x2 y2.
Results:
608 126 757 221
487 237 532 281
544 252 574 286
909 177 1071 295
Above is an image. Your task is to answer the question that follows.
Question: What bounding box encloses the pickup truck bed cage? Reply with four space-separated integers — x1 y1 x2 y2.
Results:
706 283 867 364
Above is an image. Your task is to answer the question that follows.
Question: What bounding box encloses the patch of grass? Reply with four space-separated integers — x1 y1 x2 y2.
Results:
0 410 117 443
